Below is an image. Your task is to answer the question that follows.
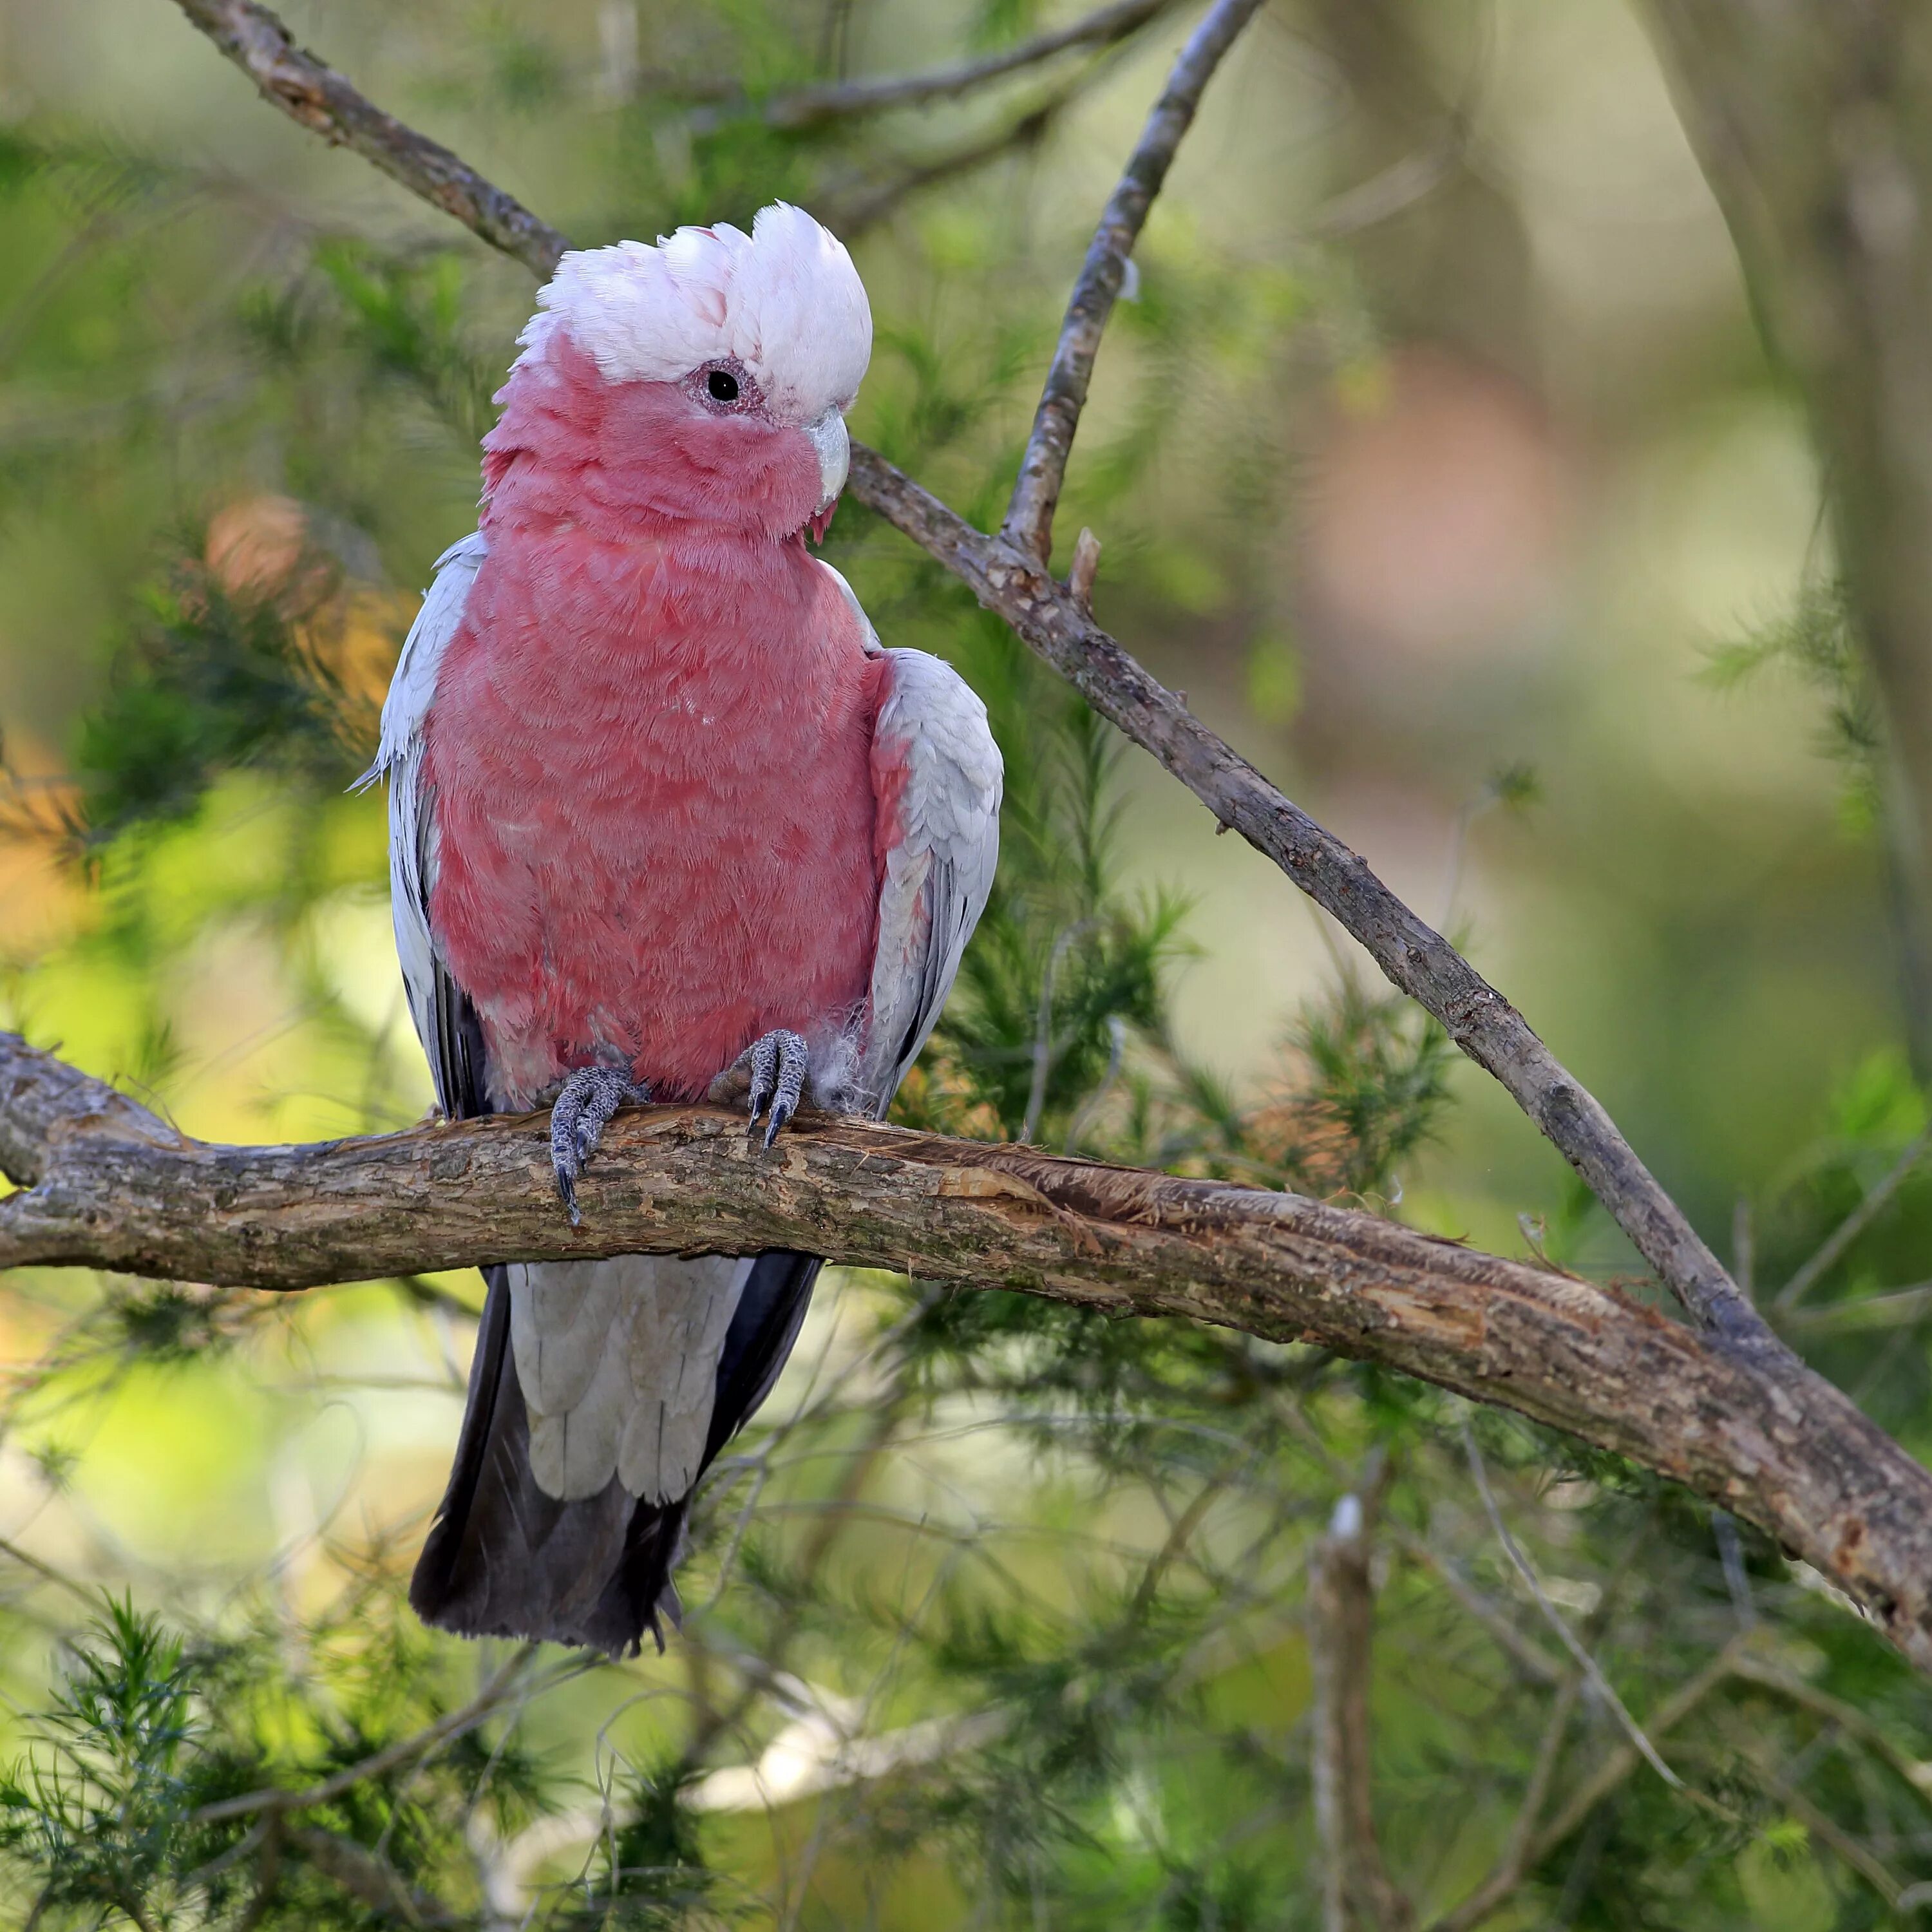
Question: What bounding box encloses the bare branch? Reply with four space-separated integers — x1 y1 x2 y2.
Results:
1425 1640 1751 1932
7 1029 1932 1673
1426 1674 1582 1932
1000 0 1268 559
1309 1474 1411 1931
846 448 1763 1343
167 0 567 279
1461 1422 1681 1790
1382 1526 1564 1687
820 90 1074 239
694 0 1182 133
162 0 1768 1360
1782 1280 1932 1335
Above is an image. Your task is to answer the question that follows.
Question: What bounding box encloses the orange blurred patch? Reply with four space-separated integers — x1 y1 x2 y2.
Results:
202 494 407 743
205 494 317 607
1298 346 1579 663
0 731 88 954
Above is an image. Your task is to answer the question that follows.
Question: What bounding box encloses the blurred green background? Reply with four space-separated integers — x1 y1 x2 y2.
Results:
3 1 1931 1927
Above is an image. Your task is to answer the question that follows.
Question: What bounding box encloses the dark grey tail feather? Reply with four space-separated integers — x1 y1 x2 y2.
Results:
410 1253 822 1657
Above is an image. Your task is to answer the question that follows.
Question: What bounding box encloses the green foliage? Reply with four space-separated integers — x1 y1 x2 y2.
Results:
1706 578 1881 826
62 550 366 851
0 1600 233 1927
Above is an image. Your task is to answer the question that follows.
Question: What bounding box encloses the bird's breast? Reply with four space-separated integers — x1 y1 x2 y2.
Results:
421 528 886 1106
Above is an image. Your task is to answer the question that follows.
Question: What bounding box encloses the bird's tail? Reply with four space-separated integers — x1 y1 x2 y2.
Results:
410 1253 819 1656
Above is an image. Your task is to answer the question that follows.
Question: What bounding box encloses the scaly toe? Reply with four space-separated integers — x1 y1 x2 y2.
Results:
743 1034 780 1128
758 1031 809 1148
548 1063 645 1224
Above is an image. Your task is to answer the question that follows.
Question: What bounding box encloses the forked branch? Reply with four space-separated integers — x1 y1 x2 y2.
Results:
164 0 1767 1347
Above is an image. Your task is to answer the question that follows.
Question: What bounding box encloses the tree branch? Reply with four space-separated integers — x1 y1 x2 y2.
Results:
169 0 568 280
6 1029 1932 1671
692 0 1184 133
846 450 1761 1343
999 0 1267 559
159 0 1770 1349
1309 1474 1411 1931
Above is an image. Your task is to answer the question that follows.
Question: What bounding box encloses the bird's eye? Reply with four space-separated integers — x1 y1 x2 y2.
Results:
707 368 739 402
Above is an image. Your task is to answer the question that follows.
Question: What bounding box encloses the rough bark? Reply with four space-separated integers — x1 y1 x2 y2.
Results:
5 1029 1932 1671
1642 1 1932 1075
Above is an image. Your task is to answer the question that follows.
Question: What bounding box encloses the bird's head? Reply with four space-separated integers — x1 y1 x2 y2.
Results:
486 204 871 544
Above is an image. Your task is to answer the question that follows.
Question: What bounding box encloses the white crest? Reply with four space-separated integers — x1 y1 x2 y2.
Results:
518 203 872 426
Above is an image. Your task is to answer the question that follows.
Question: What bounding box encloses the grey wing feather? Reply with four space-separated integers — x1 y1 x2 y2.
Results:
860 647 1003 1115
362 531 488 1118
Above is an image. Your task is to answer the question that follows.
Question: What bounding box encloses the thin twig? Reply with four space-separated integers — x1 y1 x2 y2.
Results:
1728 1653 1932 1819
1002 0 1269 559
1747 1756 1906 1909
1773 1124 1932 1312
192 1643 541 1824
1460 1422 1681 1790
1384 1524 1564 1687
693 0 1184 132
1781 1279 1932 1334
1426 1675 1580 1932
822 92 1074 236
0 1535 99 1605
1439 1640 1749 1932
1023 920 1095 1143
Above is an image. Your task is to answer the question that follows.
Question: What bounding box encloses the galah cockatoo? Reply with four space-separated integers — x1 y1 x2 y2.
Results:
365 204 1002 1655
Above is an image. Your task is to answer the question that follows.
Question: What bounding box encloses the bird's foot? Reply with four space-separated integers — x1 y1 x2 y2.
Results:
708 1029 808 1149
550 1064 649 1226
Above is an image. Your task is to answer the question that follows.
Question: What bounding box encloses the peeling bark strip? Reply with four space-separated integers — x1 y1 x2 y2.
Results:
5 1030 1932 1672
164 0 1764 1347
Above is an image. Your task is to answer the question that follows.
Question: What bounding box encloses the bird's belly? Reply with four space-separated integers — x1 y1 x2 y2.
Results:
426 676 883 1109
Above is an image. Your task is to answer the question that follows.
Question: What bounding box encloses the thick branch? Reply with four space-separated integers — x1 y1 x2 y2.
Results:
5 1031 1932 1671
160 0 1767 1346
1000 0 1267 558
169 0 569 280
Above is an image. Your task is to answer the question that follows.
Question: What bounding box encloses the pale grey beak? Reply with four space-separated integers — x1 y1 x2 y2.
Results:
804 408 849 506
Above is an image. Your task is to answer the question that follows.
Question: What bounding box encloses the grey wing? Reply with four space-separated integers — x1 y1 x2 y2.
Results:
858 647 1003 1116
361 530 489 1119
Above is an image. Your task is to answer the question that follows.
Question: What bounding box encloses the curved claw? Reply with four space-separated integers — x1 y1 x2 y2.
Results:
716 1029 809 1149
549 1063 648 1225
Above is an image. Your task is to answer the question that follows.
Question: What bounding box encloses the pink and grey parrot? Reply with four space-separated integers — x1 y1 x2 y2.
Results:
365 205 1002 1655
